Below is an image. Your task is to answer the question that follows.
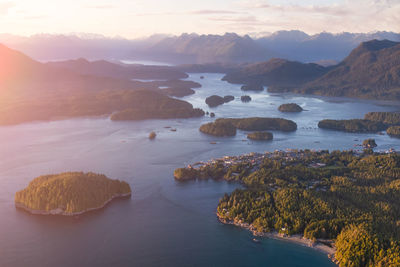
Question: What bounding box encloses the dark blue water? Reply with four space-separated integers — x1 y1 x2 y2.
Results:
1 73 399 267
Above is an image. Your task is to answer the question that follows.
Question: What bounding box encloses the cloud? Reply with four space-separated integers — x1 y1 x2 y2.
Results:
189 10 243 15
135 9 244 16
86 5 115 9
0 1 15 15
237 0 400 34
208 15 260 24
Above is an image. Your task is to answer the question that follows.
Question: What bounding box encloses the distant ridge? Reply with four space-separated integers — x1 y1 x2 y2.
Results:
222 58 329 87
297 39 400 99
1 31 399 63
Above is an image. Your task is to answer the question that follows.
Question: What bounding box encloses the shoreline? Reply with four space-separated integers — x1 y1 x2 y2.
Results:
15 192 131 216
217 213 338 265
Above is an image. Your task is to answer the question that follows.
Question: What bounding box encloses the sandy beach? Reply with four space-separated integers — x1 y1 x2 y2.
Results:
217 213 337 265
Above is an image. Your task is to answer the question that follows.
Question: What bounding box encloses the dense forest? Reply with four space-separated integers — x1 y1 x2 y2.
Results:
318 119 386 133
247 131 273 141
364 112 400 125
176 150 400 266
387 126 400 137
318 111 400 133
15 172 131 215
199 117 297 137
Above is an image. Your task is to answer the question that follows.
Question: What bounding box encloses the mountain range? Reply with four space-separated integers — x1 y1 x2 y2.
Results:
0 44 203 125
1 31 399 64
222 39 400 101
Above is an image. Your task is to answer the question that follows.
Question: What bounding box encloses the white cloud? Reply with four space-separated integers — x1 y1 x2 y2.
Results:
235 0 400 34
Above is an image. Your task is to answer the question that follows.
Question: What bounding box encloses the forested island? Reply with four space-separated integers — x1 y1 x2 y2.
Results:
199 121 237 137
199 117 297 137
318 119 386 133
205 95 235 107
318 112 400 133
174 150 400 266
15 172 131 215
247 131 273 141
241 95 252 102
278 103 303 112
110 91 205 121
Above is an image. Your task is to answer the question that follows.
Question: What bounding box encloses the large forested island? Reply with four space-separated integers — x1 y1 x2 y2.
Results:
199 117 296 137
15 172 131 215
175 150 400 266
220 117 297 131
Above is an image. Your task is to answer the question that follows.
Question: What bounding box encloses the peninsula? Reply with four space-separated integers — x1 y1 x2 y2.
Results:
15 172 132 216
174 150 400 266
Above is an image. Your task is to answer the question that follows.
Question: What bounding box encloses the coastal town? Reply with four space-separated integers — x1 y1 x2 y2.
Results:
186 148 397 173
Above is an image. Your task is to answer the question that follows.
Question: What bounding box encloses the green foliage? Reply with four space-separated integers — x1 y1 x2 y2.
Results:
206 151 400 266
15 172 131 214
364 112 400 125
362 139 377 148
387 126 400 137
318 119 386 133
199 121 237 137
173 168 200 181
247 131 273 141
335 224 379 267
217 117 297 132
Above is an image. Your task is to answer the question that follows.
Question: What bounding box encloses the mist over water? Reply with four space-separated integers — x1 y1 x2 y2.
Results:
1 73 399 267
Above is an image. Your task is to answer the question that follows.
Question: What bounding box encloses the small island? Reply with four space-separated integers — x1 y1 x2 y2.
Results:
15 172 132 216
387 126 400 137
205 95 225 107
199 121 237 137
247 131 273 141
241 84 264 91
241 95 252 102
149 131 156 140
278 103 303 112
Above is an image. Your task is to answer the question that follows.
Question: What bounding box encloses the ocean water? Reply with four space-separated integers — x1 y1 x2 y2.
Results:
1 73 399 267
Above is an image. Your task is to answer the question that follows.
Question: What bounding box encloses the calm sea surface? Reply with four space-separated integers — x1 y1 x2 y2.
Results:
1 73 399 267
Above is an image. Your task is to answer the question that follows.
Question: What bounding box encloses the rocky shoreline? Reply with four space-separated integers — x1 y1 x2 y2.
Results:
217 213 338 265
15 192 131 216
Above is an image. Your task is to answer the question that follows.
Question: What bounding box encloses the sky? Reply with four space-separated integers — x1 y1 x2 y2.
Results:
0 0 399 38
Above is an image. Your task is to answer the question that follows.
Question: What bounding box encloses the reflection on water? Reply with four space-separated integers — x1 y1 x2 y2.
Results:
1 73 398 267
